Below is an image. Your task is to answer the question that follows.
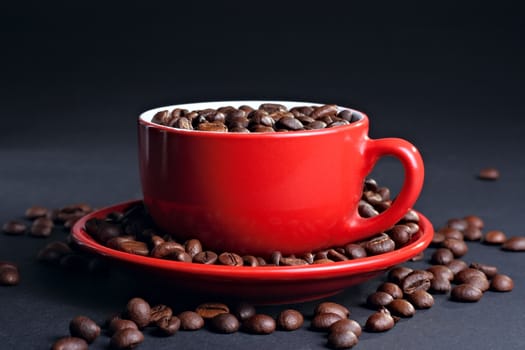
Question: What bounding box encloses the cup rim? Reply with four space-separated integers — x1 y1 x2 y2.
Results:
138 100 369 137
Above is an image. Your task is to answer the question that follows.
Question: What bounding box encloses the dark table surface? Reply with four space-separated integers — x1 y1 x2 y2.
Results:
1 2 524 349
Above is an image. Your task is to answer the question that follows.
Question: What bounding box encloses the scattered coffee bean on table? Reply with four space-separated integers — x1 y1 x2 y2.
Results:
0 262 20 286
110 328 144 349
178 311 205 331
329 319 362 337
327 329 359 349
490 274 514 292
243 314 276 334
156 316 180 336
365 308 395 332
69 316 100 343
483 230 507 245
51 336 88 350
501 236 525 251
311 313 344 331
210 313 240 334
126 297 151 328
451 284 483 302
314 302 350 319
2 220 27 235
277 309 304 331
477 167 500 180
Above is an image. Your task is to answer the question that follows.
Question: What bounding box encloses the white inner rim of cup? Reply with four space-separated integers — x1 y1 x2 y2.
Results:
139 100 364 124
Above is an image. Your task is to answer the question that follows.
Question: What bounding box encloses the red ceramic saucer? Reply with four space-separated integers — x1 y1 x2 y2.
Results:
72 200 433 304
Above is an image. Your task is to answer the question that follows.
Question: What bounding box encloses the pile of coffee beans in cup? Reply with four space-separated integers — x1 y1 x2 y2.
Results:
150 103 361 132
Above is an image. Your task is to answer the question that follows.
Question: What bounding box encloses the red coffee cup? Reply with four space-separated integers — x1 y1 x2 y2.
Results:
138 101 424 256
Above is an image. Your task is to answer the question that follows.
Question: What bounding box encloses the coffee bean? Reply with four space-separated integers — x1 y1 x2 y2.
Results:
311 104 338 118
276 116 304 130
109 319 138 335
467 276 490 292
327 329 359 349
151 241 184 259
152 110 171 124
470 262 498 279
126 298 151 328
387 266 413 284
156 316 180 336
501 236 525 251
30 217 54 237
358 201 379 218
430 277 452 294
218 252 243 266
400 270 433 294
451 284 483 302
483 230 507 245
427 265 454 281
344 244 367 259
377 282 403 299
462 226 482 241
446 259 468 275
430 248 454 265
389 225 412 248
441 238 468 257
478 167 500 180
387 299 415 317
364 234 395 255
446 218 469 231
242 255 259 267
178 311 205 330
93 222 122 243
2 220 27 235
69 316 100 343
406 290 434 309
193 251 218 264
367 291 394 309
116 239 149 256
37 241 73 264
302 252 315 264
314 302 350 319
276 309 304 331
211 313 240 333
195 302 229 319
490 274 514 292
308 120 328 129
51 337 88 350
149 305 173 324
311 313 344 331
259 103 287 113
431 232 445 246
184 239 203 258
243 314 276 334
314 258 335 264
197 121 228 132
0 262 20 286
110 328 144 349
234 302 256 321
454 268 487 285
327 249 348 262
464 215 484 229
365 308 395 332
25 205 49 219
329 319 362 337
439 227 464 241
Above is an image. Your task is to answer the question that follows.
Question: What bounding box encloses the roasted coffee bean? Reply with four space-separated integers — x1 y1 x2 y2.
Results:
149 305 173 324
330 319 362 337
210 313 240 333
243 314 276 334
406 290 434 309
193 251 218 264
25 205 49 219
51 336 88 350
314 258 334 264
465 275 490 292
151 241 184 258
430 277 452 294
451 284 483 302
337 109 354 121
431 232 445 246
115 239 149 256
502 236 525 251
196 302 229 319
197 121 228 132
172 117 193 130
0 262 20 286
462 226 482 241
37 241 73 264
2 220 27 235
259 103 287 113
311 104 338 118
178 311 205 330
483 230 507 245
327 329 359 349
110 328 144 349
400 270 432 294
94 222 123 243
280 257 309 266
470 263 498 279
389 225 412 248
454 268 487 285
296 115 316 125
30 217 54 237
327 249 348 262
234 302 256 321
311 313 344 331
109 319 138 335
314 302 350 319
464 215 484 229
156 316 180 336
405 222 420 235
365 308 395 332
218 252 243 266
377 282 403 299
490 274 514 292
329 120 350 127
358 201 379 218
277 309 304 331
387 299 415 317
387 266 413 284
126 298 151 328
430 248 454 265
410 252 425 262
367 291 393 309
184 239 203 258
446 259 468 275
152 110 171 124
363 190 383 205
427 265 454 281
364 234 395 255
242 255 259 266
172 250 192 262
69 316 100 343
441 238 468 257
344 244 367 259
478 167 500 180
447 218 468 231
150 235 165 247
308 120 328 129
439 227 464 241
276 116 304 130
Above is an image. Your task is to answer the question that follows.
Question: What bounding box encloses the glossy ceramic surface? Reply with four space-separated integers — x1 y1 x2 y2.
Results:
138 100 424 256
72 200 433 304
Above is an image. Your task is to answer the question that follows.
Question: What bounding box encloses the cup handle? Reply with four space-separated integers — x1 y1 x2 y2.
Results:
347 137 424 241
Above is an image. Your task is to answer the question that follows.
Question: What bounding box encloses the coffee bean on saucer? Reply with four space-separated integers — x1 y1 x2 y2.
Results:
0 262 20 286
193 251 218 264
243 314 276 334
364 234 395 255
406 290 434 309
327 249 348 262
377 282 403 299
343 244 367 259
387 299 415 318
210 313 240 333
311 313 344 331
430 248 454 265
314 302 350 319
110 328 144 349
218 252 243 266
149 305 173 325
329 319 362 337
178 311 205 330
242 255 259 266
195 302 229 319
2 220 27 235
501 236 525 251
114 239 149 257
451 284 483 302
389 225 412 248
365 308 395 332
483 230 507 245
280 257 309 266
151 241 185 259
277 309 304 331
234 302 256 321
478 167 500 180
126 298 151 328
490 274 514 292
327 329 359 349
25 205 49 219
69 316 100 343
156 316 180 336
30 217 54 237
51 336 88 350
184 239 203 258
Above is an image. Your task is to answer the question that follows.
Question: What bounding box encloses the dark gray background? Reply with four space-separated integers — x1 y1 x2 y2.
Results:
1 1 524 349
